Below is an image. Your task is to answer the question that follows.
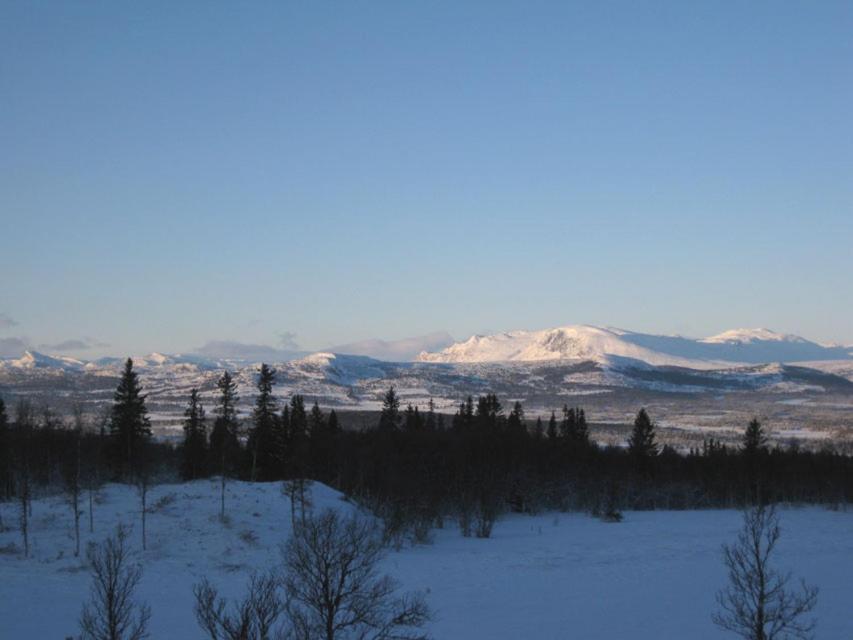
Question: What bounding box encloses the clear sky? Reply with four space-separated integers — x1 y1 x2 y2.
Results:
2 1 852 358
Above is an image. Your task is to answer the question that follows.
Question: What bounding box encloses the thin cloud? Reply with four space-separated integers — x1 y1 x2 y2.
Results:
278 331 300 350
0 313 18 330
39 338 106 352
0 336 30 358
193 339 303 362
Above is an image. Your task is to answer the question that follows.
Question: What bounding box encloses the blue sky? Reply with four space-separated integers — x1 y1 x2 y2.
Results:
2 1 851 358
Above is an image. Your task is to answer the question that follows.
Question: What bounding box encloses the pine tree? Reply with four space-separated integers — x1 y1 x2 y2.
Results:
425 398 437 431
404 404 423 431
308 401 325 436
378 386 401 431
209 371 239 471
289 395 308 439
287 395 309 480
564 406 591 448
507 401 526 434
742 418 767 456
249 364 278 481
559 405 575 439
576 409 589 445
279 404 292 471
181 389 208 481
628 408 658 459
533 416 544 439
327 409 340 434
109 358 151 481
475 394 503 430
547 411 558 441
210 371 239 520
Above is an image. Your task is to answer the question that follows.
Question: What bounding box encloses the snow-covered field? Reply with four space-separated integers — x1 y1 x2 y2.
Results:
1 481 852 639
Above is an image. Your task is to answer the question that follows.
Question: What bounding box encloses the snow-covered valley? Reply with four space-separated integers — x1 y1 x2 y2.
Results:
2 325 852 446
1 481 852 639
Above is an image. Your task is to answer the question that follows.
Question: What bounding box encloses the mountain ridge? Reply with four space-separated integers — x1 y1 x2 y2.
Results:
417 325 852 366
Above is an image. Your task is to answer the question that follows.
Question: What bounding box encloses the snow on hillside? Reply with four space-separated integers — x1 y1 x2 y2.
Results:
418 325 853 366
701 328 806 344
2 350 87 371
1 481 852 639
419 325 729 369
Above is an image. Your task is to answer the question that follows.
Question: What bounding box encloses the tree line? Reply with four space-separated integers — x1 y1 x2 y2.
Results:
0 358 836 639
2 358 853 550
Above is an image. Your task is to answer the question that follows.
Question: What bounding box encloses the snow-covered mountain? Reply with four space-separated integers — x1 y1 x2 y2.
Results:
3 350 87 371
2 326 852 421
417 325 852 366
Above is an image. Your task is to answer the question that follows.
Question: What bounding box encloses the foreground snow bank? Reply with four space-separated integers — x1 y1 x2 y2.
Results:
1 481 852 639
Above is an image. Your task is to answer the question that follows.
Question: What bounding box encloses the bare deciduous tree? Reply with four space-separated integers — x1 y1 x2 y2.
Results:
15 399 34 558
282 479 313 528
80 525 151 640
64 405 84 557
713 505 818 640
194 572 285 640
283 509 430 640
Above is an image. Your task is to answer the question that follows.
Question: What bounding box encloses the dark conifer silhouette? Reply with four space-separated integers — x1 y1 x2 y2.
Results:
248 364 277 481
327 410 339 435
628 408 658 459
181 388 208 481
210 371 240 521
506 401 525 435
547 411 558 441
378 386 401 431
743 418 768 457
308 401 325 437
108 359 151 481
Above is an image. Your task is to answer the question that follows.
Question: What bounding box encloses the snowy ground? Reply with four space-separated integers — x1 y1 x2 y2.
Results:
1 481 852 639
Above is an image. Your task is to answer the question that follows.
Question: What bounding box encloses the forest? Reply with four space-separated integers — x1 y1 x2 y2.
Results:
3 358 852 550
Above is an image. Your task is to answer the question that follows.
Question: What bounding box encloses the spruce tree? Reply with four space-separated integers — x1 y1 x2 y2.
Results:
279 404 292 471
564 406 590 448
248 364 278 481
327 409 340 434
209 371 239 474
628 408 658 459
547 411 558 441
210 371 239 520
743 418 767 456
109 358 151 481
475 394 503 430
533 416 544 439
181 389 208 481
287 395 309 480
378 386 401 431
576 409 589 444
289 395 308 439
507 401 526 434
404 404 423 431
425 398 437 431
559 405 575 439
308 401 325 436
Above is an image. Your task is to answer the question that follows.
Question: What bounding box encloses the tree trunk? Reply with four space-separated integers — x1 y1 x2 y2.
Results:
220 457 226 522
